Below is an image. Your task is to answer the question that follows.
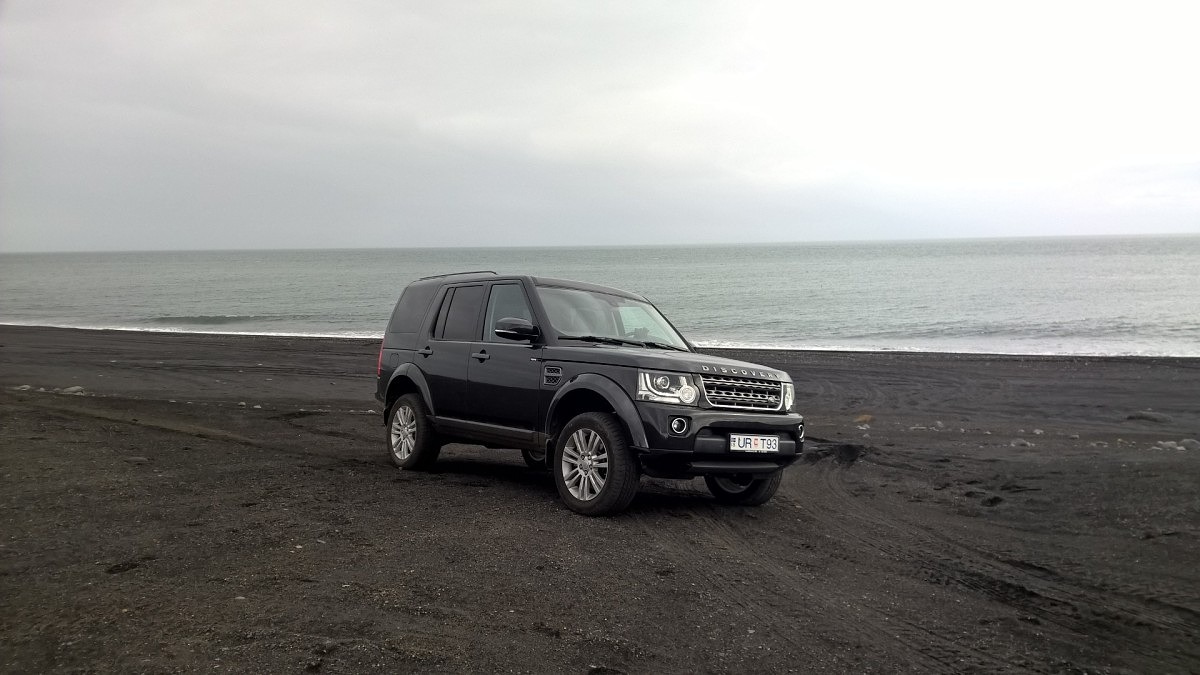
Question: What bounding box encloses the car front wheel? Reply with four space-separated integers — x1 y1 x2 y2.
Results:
552 412 639 516
703 472 782 506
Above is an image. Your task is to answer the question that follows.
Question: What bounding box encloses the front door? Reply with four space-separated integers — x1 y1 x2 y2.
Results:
467 282 542 431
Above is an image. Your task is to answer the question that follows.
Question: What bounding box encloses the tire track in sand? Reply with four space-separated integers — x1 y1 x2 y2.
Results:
802 450 1200 670
632 490 1012 673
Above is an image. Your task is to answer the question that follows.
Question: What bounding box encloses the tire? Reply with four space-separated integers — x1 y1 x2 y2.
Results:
703 472 782 506
552 412 640 516
386 393 440 470
521 447 548 470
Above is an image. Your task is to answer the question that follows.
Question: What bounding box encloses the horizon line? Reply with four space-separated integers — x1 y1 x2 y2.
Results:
2 231 1198 256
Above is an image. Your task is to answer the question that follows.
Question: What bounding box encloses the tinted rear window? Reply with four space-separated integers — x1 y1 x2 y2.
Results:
389 283 438 332
441 285 485 341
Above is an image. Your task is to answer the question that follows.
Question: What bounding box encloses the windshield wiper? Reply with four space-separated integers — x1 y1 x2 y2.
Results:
559 335 689 351
558 335 645 347
642 340 689 352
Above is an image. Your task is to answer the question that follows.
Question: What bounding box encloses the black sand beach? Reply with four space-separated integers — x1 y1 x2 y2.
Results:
1 325 1198 672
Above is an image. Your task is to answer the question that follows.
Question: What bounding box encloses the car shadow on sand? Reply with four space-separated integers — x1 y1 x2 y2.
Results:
399 451 728 515
422 456 558 495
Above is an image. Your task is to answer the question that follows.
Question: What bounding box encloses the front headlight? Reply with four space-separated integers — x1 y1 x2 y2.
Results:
637 370 700 406
783 383 795 412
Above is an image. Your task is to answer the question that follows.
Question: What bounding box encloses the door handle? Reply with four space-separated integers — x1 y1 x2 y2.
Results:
417 346 433 357
471 350 491 362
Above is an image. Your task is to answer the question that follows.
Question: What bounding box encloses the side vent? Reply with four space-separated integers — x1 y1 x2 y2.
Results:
543 365 563 387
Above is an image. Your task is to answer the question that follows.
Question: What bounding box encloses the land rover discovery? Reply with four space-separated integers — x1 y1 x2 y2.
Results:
375 271 804 516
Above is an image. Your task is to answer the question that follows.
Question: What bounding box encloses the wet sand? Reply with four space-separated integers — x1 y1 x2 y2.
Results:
1 325 1198 672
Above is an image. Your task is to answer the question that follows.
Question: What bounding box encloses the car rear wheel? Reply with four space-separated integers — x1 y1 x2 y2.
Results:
703 472 782 506
553 412 639 516
387 393 440 470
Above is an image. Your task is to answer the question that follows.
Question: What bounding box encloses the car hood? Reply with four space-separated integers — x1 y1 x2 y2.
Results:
542 345 791 382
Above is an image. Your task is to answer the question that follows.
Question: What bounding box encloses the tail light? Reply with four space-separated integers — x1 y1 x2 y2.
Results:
377 343 384 376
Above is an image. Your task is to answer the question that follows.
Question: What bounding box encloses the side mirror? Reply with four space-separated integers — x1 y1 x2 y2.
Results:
494 317 540 342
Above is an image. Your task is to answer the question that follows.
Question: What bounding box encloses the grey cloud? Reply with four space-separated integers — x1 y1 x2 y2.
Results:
2 1 1197 252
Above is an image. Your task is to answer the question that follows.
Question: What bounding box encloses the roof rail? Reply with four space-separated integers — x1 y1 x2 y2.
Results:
415 270 498 281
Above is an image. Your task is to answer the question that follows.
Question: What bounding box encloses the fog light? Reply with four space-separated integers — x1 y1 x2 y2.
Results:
669 417 689 435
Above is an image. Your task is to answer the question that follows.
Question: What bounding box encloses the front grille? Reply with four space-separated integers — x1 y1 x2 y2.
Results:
700 375 783 411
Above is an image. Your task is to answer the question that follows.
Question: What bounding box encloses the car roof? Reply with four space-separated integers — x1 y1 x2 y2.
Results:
530 276 645 301
414 270 498 283
405 272 646 301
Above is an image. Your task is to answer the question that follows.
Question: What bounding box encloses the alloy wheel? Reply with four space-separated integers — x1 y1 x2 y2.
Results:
561 428 609 501
390 405 417 461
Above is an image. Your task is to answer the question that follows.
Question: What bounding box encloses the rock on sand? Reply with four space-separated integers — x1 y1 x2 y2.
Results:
1153 438 1200 451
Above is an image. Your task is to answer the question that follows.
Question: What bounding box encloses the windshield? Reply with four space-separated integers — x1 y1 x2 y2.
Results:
535 286 690 350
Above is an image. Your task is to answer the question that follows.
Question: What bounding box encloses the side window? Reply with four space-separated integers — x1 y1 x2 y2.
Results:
431 289 453 338
391 284 438 332
484 284 534 342
440 285 485 341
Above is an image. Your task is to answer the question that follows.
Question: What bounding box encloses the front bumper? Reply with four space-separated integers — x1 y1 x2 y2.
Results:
632 402 804 479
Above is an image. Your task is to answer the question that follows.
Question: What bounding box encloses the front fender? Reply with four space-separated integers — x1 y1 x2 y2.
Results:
547 373 648 448
385 363 436 417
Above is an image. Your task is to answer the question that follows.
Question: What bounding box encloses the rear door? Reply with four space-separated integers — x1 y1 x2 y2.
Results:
467 282 543 431
419 284 485 420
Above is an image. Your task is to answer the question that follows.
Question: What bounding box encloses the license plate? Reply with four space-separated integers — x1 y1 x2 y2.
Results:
729 434 779 452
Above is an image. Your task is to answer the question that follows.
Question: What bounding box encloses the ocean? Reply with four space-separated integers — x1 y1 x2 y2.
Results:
2 236 1198 356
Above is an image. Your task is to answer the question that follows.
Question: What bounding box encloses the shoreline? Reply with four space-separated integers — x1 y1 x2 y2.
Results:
3 322 1198 361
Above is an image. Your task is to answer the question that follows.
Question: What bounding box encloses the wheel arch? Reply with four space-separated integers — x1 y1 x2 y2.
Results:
546 374 647 451
384 364 435 420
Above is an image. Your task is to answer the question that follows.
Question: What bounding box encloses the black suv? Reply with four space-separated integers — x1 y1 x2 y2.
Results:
375 271 804 515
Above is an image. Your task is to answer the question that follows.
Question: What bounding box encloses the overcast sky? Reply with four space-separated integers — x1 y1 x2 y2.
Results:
2 1 1198 252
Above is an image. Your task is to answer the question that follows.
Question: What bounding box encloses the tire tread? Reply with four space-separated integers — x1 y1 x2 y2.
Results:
704 471 782 506
553 412 639 516
387 393 441 470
